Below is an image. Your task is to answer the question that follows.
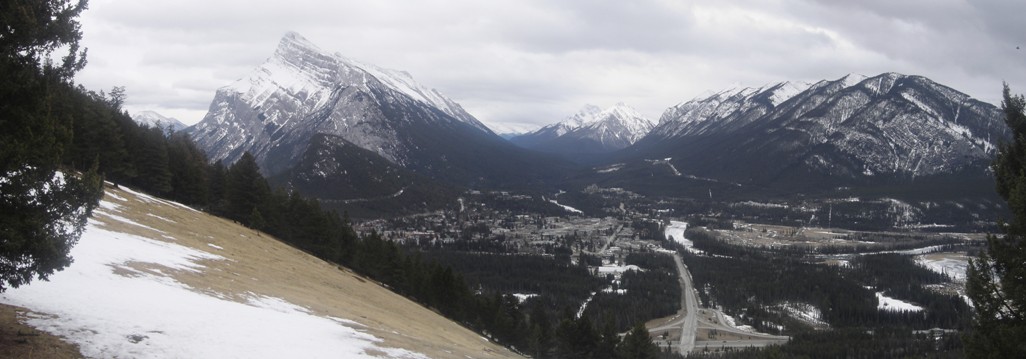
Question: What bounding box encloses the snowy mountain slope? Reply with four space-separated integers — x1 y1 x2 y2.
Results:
189 31 486 170
511 103 655 155
0 185 520 359
188 31 566 188
131 110 188 132
621 73 1007 192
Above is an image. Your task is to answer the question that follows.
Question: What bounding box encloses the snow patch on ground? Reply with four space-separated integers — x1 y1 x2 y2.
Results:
548 199 583 214
99 200 122 211
720 312 755 332
773 302 828 327
105 192 128 202
915 255 968 283
576 292 597 318
0 222 427 359
95 210 167 234
862 245 947 256
876 292 924 312
596 164 624 173
146 213 176 223
512 293 537 304
596 264 644 275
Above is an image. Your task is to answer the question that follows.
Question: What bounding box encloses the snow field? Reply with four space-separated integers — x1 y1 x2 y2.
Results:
512 293 538 304
876 292 924 312
1 184 437 359
1 222 428 359
548 199 583 214
915 255 968 283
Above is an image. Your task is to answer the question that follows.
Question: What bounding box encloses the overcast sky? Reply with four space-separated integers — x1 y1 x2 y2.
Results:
75 0 1025 133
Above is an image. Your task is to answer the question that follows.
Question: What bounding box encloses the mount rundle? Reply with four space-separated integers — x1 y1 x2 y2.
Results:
188 32 559 193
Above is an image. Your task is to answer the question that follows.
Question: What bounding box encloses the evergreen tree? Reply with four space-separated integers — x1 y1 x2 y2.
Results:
65 89 129 177
207 160 229 214
133 126 172 194
225 152 269 224
965 84 1026 357
596 319 620 359
249 208 267 232
617 324 659 359
555 315 600 358
166 132 209 205
529 302 554 359
0 0 101 292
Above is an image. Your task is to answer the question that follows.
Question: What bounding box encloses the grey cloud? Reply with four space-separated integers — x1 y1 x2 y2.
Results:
74 0 1026 128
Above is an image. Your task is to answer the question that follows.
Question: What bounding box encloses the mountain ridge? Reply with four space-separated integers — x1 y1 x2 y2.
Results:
564 72 1007 210
627 72 1005 183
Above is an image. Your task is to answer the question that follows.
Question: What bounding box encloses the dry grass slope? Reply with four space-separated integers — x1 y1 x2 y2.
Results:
14 185 521 358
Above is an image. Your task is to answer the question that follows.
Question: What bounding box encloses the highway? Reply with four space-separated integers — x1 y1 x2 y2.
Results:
648 252 788 354
648 253 698 353
673 253 699 353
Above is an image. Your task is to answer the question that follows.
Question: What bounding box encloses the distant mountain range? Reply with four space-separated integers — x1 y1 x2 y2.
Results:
184 31 1007 220
588 73 1007 200
131 111 188 132
510 103 654 157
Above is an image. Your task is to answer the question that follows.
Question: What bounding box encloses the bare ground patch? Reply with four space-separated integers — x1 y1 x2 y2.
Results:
0 304 83 359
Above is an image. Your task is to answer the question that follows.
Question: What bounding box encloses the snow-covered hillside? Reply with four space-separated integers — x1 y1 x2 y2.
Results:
0 185 518 359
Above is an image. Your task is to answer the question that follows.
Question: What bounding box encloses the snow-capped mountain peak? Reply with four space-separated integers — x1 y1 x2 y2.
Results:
189 32 557 187
604 102 645 122
131 110 187 131
510 103 654 155
565 104 604 129
221 32 487 132
190 31 495 173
